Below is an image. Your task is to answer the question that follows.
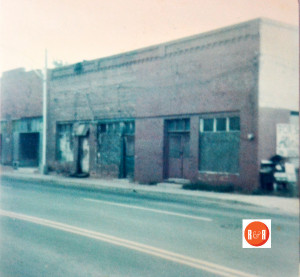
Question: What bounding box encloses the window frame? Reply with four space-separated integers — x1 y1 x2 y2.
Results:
199 116 240 174
200 117 240 133
166 118 190 133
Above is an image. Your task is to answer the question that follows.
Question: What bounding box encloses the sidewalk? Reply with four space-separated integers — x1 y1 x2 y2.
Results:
1 167 299 215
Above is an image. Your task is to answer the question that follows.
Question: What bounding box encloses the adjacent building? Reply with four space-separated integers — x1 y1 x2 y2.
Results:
0 68 43 168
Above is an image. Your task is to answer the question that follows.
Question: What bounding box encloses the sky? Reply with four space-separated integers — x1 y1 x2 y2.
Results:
0 0 298 75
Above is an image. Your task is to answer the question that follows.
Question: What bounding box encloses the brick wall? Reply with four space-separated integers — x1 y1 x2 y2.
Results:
1 68 43 120
48 19 297 192
47 19 262 190
134 118 164 183
133 23 260 191
0 68 43 165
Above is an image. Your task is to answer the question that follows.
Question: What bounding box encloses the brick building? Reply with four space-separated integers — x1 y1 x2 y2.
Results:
0 68 43 168
47 18 298 192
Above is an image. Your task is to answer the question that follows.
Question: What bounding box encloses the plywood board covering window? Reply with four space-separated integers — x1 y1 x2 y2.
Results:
56 124 74 162
199 116 240 173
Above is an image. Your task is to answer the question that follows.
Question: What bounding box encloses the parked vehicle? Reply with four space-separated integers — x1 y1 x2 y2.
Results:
260 155 289 191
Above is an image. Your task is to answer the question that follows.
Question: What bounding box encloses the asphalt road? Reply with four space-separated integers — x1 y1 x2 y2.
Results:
0 178 298 277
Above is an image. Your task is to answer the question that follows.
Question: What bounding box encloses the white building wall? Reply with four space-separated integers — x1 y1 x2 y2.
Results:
258 19 299 111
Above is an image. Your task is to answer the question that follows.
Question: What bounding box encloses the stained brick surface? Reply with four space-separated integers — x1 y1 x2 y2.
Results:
46 18 297 192
1 68 42 120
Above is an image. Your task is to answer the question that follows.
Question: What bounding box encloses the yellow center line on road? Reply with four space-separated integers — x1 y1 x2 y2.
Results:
84 198 213 222
0 209 258 277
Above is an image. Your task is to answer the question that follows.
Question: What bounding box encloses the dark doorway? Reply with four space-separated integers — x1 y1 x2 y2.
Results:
19 132 39 167
123 135 135 178
165 119 190 179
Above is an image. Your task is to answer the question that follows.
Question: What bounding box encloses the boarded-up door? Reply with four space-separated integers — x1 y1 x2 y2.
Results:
78 136 89 173
168 133 190 178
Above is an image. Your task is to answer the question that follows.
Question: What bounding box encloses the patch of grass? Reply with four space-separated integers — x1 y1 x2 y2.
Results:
138 182 158 186
182 182 234 193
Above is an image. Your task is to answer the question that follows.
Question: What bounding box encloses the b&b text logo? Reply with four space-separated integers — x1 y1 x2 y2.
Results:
243 219 271 248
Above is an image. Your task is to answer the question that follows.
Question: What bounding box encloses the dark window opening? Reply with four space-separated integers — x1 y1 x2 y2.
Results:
229 117 240 131
216 118 226 131
177 120 184 130
203 118 214 132
124 122 135 134
98 121 135 135
167 118 190 132
98 124 106 133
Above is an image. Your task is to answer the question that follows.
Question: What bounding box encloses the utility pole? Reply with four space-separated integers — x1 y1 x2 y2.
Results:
41 49 48 174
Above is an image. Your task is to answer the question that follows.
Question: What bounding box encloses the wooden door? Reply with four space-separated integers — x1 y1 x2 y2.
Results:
168 133 189 178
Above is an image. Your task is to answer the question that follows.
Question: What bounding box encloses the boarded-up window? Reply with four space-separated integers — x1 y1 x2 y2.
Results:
98 133 121 165
203 119 214 132
56 124 73 162
199 117 240 173
97 121 135 165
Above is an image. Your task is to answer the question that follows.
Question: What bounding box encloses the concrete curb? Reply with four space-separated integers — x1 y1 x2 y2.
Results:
0 173 241 205
1 172 298 215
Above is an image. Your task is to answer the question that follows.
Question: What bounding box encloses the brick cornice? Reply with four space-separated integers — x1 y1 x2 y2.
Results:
51 21 261 80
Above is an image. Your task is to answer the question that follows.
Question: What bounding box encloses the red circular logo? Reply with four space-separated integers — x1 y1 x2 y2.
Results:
244 221 269 247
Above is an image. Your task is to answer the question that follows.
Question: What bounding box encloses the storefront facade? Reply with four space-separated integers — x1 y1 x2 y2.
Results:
47 18 298 192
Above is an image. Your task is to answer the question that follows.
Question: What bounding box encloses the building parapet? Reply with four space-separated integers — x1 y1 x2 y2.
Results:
51 18 281 80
